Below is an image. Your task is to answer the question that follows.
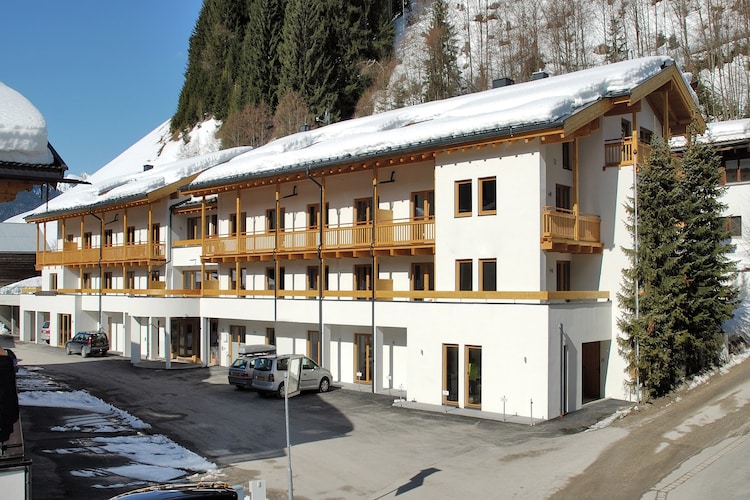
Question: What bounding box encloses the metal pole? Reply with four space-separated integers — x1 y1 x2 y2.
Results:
633 153 641 404
284 370 294 500
306 168 324 360
89 212 103 331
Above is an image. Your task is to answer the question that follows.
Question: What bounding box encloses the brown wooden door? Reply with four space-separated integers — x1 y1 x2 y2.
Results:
582 342 601 401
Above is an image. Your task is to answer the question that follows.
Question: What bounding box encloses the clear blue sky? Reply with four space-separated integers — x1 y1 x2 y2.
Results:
1 0 203 177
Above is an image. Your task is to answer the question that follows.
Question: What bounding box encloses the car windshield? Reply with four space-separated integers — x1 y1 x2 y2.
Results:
230 359 248 369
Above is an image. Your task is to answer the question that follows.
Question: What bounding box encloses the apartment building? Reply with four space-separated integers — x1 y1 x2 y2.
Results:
21 56 703 421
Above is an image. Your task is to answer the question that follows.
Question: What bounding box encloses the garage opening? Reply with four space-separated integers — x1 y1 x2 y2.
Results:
582 341 601 403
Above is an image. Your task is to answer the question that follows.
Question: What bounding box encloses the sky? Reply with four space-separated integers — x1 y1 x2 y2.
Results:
0 0 203 177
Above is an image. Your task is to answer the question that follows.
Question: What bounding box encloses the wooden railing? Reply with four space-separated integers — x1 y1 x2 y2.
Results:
541 207 602 253
36 242 167 267
604 137 652 168
199 218 436 259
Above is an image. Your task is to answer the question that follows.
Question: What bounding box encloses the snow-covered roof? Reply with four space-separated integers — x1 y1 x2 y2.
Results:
0 81 54 165
670 118 750 149
188 56 693 191
26 146 251 220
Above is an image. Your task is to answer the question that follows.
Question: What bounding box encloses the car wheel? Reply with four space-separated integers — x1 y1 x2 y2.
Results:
101 350 108 357
318 377 330 393
81 348 89 358
66 345 72 355
235 385 244 390
277 382 285 399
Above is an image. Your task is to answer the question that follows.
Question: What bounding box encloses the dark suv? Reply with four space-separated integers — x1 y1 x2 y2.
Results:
65 331 109 358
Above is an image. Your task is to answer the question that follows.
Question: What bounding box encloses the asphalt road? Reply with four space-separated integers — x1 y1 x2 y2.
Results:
4 336 750 499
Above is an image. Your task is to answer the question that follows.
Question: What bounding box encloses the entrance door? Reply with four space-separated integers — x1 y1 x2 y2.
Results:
443 344 459 405
582 342 601 401
308 330 321 364
465 345 482 408
354 333 372 383
58 313 72 346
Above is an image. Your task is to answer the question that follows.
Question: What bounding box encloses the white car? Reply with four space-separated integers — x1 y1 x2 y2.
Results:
252 355 332 398
227 344 276 389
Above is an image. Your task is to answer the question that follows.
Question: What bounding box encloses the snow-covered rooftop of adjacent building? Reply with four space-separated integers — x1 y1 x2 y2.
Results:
671 118 750 149
27 56 691 217
0 81 54 166
189 56 690 190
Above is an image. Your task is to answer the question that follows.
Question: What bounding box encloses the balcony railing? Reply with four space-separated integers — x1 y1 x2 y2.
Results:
604 137 651 168
541 207 602 254
200 218 436 261
36 242 167 267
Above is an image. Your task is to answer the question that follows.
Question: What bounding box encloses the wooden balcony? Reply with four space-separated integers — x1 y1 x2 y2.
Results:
36 242 167 268
604 137 651 168
541 207 603 254
201 218 435 263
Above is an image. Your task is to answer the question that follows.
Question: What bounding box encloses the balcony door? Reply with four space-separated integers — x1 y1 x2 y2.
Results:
443 344 459 405
465 345 482 408
411 262 434 301
355 333 372 383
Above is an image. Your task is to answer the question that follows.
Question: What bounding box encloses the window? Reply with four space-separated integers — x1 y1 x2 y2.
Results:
183 271 201 290
479 177 496 215
412 191 434 219
150 270 160 282
49 273 58 290
151 223 160 243
639 127 653 144
307 203 329 228
355 198 372 224
266 327 276 346
455 180 472 216
187 217 200 239
266 267 275 290
127 271 135 289
230 268 238 290
724 157 750 184
456 260 472 291
354 264 372 294
229 212 247 236
103 272 113 290
104 229 114 246
556 184 572 211
126 226 136 245
83 232 93 249
557 261 571 291
562 142 572 170
267 207 285 232
205 214 218 236
480 259 496 291
307 266 319 292
727 216 742 238
621 118 632 138
308 330 321 363
83 273 91 289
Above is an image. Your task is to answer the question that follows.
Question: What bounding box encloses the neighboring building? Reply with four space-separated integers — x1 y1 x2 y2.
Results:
20 56 702 421
0 82 68 203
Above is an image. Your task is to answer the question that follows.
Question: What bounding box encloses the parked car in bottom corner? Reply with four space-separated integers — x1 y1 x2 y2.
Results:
227 344 276 389
252 354 332 398
40 321 50 343
65 331 109 358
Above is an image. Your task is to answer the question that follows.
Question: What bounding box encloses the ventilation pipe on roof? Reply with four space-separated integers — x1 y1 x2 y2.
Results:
493 77 515 88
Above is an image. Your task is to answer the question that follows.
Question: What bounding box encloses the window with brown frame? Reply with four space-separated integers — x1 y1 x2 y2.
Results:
355 198 372 224
456 259 472 291
455 180 472 217
126 226 136 245
267 207 285 232
104 229 114 246
127 271 135 289
354 264 372 295
412 190 434 219
726 216 742 238
556 184 572 211
103 272 113 290
480 259 496 291
83 273 91 290
562 142 572 170
187 217 201 239
83 232 93 249
479 177 496 215
49 273 58 290
229 212 247 236
307 203 329 228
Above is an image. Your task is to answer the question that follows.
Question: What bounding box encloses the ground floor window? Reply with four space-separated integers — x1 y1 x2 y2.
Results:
443 344 459 405
466 345 482 407
355 333 372 383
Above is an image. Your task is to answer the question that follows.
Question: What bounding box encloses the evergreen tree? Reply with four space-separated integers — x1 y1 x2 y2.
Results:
240 0 286 110
277 0 337 122
422 0 461 102
676 128 738 376
618 138 686 398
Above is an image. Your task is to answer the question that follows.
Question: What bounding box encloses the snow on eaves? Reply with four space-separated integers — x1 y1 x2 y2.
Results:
0 81 54 165
191 56 680 190
26 146 252 219
671 118 750 149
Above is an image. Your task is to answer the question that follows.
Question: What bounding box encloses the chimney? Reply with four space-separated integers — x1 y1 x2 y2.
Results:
493 77 515 88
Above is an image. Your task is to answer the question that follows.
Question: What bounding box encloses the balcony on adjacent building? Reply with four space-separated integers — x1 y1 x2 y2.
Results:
541 207 603 254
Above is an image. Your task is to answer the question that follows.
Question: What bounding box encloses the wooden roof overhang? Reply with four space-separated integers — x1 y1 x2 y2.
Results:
26 173 202 224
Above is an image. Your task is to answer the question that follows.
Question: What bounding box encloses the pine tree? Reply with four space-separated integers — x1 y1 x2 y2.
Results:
618 138 686 398
676 127 738 376
240 0 286 110
422 0 461 102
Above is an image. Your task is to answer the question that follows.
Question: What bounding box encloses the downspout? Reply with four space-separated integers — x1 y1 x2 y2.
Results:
306 167 324 361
